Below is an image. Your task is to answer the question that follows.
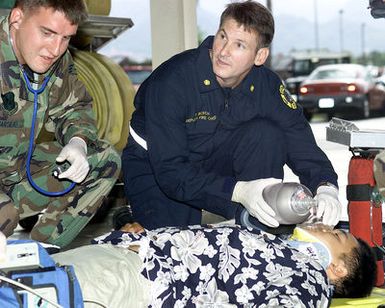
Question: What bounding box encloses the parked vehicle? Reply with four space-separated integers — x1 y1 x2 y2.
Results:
124 65 152 91
283 50 351 101
368 73 385 114
297 63 376 120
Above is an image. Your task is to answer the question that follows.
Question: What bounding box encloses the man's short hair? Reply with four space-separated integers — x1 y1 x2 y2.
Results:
14 0 88 25
333 238 377 298
219 0 274 48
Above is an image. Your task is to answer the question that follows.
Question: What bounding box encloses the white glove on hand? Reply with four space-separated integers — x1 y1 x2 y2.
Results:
315 185 341 227
56 137 89 183
232 178 282 227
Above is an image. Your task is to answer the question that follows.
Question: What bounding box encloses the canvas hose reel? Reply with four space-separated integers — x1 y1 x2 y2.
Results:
73 50 136 151
84 0 111 16
73 51 108 136
92 53 136 151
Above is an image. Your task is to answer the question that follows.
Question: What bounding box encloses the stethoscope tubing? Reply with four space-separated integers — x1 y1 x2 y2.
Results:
23 69 75 196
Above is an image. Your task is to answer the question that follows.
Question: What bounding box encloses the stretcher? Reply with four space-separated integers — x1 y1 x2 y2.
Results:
331 287 385 307
327 118 384 287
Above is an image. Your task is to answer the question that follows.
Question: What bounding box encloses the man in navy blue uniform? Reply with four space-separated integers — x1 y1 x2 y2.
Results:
122 1 341 231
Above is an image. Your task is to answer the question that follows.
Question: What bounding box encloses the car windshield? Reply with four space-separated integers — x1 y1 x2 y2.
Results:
309 68 359 80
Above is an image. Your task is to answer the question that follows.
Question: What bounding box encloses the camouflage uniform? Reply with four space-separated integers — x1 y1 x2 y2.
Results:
0 16 121 247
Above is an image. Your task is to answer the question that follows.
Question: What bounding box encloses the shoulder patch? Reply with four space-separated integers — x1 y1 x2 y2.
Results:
279 84 297 109
0 92 17 116
68 63 77 75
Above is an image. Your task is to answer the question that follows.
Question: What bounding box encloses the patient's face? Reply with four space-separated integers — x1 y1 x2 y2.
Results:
303 224 358 260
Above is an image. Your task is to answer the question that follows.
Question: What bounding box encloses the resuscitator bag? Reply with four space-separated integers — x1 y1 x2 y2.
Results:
0 240 83 308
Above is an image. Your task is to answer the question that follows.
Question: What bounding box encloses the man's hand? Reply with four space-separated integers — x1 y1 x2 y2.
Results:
314 184 341 226
120 222 145 233
56 137 89 183
232 178 282 227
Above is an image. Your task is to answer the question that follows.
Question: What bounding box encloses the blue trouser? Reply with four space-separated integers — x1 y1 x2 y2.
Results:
122 119 287 230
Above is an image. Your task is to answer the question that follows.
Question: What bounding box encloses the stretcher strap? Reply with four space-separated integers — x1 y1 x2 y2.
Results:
370 199 385 261
374 246 384 261
348 183 384 260
346 184 372 201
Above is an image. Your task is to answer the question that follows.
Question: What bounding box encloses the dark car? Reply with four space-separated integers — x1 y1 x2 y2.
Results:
297 64 375 120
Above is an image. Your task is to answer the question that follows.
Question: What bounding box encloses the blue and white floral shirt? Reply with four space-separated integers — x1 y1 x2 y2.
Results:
92 225 332 307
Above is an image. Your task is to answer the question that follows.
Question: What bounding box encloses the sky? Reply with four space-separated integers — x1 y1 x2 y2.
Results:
199 0 350 23
100 0 378 61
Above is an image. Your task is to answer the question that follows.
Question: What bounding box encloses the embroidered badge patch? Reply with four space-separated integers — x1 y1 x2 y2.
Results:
279 84 297 109
0 92 18 116
68 63 77 75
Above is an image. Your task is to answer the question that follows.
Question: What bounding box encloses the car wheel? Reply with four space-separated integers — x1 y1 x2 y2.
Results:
327 113 334 121
303 109 313 121
381 98 385 116
362 97 370 118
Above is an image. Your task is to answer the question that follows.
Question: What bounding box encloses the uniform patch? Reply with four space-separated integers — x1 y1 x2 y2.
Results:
0 92 17 116
279 84 297 109
68 63 77 75
185 111 216 123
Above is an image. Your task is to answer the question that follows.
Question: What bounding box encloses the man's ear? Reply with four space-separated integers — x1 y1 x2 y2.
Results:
328 261 348 279
9 8 24 30
254 47 270 66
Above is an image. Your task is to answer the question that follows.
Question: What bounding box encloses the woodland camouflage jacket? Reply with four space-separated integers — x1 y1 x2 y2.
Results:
0 16 99 181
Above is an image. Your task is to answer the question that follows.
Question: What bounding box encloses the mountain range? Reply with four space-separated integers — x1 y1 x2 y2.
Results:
101 0 385 62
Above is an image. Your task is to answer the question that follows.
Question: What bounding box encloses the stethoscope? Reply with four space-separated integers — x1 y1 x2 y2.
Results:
4 24 75 196
22 66 76 197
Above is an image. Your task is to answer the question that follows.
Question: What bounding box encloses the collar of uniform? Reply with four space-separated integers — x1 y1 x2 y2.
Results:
238 65 260 98
218 65 259 98
197 36 221 93
0 16 20 95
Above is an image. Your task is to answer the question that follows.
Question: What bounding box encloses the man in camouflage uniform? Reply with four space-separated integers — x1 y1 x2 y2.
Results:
0 0 121 247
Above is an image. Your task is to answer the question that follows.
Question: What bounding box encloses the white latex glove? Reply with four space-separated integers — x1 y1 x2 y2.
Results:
314 185 341 227
56 137 89 183
232 178 282 227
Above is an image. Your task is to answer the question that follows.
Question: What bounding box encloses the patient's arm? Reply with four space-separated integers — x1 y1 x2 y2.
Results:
120 222 145 233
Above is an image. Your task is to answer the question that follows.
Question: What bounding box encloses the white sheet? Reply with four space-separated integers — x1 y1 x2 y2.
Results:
53 244 151 308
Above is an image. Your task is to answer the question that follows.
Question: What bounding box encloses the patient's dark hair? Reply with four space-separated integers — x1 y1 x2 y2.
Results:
333 238 377 298
14 0 88 25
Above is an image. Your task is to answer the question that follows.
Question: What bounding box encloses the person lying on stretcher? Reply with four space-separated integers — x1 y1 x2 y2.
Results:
53 222 377 307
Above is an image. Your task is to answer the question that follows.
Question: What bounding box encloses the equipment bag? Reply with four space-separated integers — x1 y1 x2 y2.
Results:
0 240 83 308
347 156 384 286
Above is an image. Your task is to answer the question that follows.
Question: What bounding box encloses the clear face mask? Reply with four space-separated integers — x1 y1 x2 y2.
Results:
286 227 332 269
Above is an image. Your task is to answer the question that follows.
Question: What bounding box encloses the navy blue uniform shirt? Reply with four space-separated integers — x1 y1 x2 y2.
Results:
128 36 337 211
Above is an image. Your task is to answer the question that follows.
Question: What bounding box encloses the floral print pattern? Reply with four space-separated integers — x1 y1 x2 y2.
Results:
92 225 331 307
